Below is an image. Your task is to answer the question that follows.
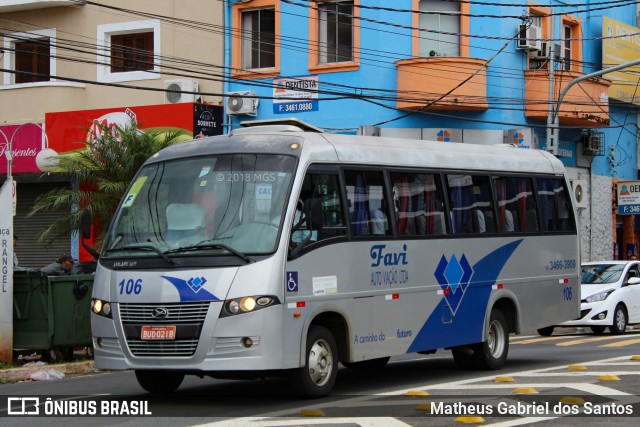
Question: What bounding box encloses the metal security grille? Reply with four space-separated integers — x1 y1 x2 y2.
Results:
120 302 210 357
14 181 71 269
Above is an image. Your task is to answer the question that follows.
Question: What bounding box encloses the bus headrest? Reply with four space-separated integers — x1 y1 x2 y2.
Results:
166 203 205 230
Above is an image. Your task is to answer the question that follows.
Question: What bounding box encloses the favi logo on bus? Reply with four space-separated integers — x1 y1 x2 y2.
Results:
434 254 473 315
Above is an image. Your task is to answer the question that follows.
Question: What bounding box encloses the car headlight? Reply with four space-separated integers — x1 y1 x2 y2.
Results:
585 290 613 303
221 295 280 317
91 298 112 318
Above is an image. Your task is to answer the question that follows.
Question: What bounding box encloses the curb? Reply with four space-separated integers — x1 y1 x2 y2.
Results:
0 360 96 384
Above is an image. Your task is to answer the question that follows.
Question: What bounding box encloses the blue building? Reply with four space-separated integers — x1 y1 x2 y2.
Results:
224 1 640 260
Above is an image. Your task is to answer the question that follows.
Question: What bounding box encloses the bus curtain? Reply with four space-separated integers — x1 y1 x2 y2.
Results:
351 174 370 235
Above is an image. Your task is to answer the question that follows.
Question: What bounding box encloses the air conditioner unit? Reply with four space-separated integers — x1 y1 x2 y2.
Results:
582 133 603 156
226 91 259 116
517 24 542 51
572 180 588 209
531 42 550 59
164 79 199 104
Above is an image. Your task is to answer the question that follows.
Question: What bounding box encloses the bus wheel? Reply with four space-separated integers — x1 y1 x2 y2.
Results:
610 305 628 335
291 325 338 397
342 357 390 370
473 310 509 370
135 370 184 394
537 326 554 336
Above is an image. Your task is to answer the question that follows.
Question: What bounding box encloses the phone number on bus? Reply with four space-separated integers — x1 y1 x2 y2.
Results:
547 259 577 270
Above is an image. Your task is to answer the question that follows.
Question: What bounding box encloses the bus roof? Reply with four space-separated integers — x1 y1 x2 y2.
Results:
153 122 565 176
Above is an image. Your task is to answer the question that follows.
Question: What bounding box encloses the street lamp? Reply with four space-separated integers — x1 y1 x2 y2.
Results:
0 122 57 363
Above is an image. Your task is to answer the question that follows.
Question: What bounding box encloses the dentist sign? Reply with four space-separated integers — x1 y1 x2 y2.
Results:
617 181 640 215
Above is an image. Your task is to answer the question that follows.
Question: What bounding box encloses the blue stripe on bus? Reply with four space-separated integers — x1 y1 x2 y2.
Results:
406 239 523 353
161 275 219 302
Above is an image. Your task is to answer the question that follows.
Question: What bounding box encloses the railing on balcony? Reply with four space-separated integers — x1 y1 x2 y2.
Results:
395 57 488 112
524 70 611 127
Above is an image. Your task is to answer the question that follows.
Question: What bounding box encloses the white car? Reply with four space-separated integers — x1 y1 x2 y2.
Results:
538 261 640 336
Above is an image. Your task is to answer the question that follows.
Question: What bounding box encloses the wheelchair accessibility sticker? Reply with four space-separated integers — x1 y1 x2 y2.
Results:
286 271 299 293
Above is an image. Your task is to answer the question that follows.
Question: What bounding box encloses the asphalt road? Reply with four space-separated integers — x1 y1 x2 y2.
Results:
1 328 640 426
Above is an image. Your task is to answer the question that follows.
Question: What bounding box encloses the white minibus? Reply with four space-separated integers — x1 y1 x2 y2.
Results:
89 119 580 396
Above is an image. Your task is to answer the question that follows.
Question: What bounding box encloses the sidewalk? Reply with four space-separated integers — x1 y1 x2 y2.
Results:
0 360 96 384
0 349 97 384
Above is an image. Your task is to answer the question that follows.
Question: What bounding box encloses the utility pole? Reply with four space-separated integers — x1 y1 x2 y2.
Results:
546 15 557 154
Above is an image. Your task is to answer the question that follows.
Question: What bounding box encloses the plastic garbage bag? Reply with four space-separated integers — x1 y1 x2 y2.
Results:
29 369 65 381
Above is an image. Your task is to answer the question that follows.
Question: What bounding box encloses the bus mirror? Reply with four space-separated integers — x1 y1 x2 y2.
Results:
80 208 100 260
305 198 324 230
81 208 92 239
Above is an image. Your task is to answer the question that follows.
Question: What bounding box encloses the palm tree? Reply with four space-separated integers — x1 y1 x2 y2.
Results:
29 122 185 250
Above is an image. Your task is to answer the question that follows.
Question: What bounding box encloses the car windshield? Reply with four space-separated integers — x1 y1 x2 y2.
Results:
581 264 625 284
102 154 296 257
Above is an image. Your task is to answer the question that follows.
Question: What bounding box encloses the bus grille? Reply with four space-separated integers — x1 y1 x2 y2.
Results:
119 302 210 323
119 302 210 357
125 339 200 356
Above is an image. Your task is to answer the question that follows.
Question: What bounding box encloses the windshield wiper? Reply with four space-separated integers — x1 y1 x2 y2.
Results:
165 243 254 263
104 244 176 266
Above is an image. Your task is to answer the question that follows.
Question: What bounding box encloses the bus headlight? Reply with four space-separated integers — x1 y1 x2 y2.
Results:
221 295 280 317
91 298 113 318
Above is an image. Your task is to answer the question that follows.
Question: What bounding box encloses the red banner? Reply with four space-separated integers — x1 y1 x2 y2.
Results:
45 103 200 154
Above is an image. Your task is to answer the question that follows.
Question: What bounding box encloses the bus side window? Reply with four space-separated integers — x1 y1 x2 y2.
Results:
391 172 446 237
291 173 346 247
536 177 575 232
494 176 537 233
344 170 390 236
446 174 495 235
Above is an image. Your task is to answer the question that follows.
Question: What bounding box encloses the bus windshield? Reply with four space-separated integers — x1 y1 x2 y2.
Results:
103 154 296 258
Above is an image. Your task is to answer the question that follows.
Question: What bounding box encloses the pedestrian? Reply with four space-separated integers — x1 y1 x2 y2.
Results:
41 253 75 276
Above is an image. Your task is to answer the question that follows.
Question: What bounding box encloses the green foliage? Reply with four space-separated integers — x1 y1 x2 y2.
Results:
29 123 182 250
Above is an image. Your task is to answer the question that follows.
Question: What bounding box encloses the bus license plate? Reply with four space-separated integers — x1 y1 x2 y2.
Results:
141 325 176 340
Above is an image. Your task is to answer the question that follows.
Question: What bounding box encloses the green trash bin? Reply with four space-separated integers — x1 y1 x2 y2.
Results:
13 272 94 361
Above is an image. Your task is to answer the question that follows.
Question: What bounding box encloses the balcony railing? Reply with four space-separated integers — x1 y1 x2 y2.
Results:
524 70 611 127
395 57 488 111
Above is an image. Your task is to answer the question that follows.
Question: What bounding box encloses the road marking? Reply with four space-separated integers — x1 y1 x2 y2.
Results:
194 355 640 427
197 417 412 426
511 336 577 344
600 338 640 347
556 336 630 346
